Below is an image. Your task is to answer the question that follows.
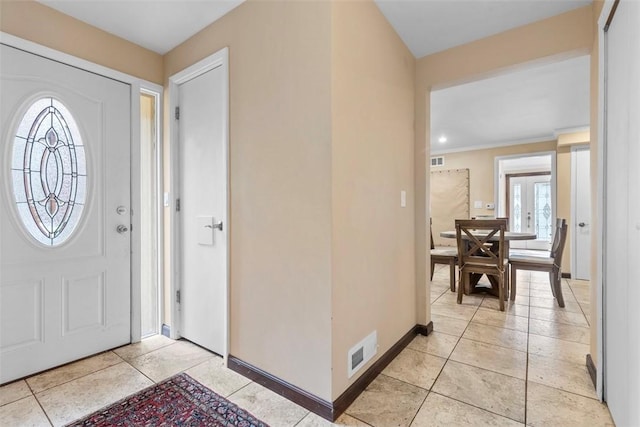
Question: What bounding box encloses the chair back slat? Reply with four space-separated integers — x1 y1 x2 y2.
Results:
455 219 507 269
430 218 435 250
550 218 565 258
550 218 568 267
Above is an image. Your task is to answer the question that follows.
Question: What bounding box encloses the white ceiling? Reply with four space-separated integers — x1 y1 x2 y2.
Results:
374 0 591 58
430 55 590 154
37 0 245 54
36 0 591 153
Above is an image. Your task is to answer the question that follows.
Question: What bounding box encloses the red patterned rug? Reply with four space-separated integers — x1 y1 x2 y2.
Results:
66 373 269 427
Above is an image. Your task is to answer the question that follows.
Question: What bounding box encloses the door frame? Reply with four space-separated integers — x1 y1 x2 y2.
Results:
140 87 164 337
168 48 230 357
596 0 617 401
570 144 590 280
494 151 557 224
1 32 163 344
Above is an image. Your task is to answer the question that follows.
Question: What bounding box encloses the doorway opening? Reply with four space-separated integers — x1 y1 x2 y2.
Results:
495 152 556 251
140 89 162 338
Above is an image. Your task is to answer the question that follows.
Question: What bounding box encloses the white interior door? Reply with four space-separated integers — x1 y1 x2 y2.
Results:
603 1 640 425
0 44 131 383
509 174 553 250
177 64 227 355
572 146 591 280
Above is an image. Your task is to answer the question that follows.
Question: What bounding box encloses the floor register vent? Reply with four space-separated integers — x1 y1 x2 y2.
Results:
347 330 378 378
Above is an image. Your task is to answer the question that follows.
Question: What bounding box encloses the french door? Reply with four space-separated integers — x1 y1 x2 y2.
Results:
507 173 552 250
0 44 131 383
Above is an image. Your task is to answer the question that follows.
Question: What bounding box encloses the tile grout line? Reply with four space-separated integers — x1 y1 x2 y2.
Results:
565 278 591 325
413 280 529 426
456 330 529 353
21 350 122 395
34 396 55 427
428 390 526 425
425 291 485 397
125 358 157 385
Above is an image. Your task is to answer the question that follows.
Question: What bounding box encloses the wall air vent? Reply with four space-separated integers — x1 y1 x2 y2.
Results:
431 156 445 167
347 330 378 378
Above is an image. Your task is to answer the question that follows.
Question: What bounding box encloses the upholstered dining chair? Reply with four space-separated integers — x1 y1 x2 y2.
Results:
509 218 568 307
431 219 458 292
455 218 508 311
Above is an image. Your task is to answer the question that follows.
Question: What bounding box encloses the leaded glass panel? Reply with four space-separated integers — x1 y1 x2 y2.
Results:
534 182 552 241
11 97 86 246
513 184 522 232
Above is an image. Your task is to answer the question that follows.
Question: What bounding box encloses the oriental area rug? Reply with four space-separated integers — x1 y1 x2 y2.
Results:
65 373 269 427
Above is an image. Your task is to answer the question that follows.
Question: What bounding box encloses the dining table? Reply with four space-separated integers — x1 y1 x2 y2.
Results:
439 229 537 298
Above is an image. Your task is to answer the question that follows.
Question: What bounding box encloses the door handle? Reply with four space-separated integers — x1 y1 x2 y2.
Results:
578 222 587 227
205 221 223 231
116 224 128 234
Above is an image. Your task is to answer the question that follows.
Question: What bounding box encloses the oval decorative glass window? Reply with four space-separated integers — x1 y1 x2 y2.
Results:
12 97 86 246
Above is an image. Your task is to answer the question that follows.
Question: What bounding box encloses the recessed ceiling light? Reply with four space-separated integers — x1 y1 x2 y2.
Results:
438 135 447 143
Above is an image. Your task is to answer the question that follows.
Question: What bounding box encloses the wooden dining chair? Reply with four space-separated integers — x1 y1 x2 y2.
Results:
431 219 458 292
509 218 568 307
455 219 508 311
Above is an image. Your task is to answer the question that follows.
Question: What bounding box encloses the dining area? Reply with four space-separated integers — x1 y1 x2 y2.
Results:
431 217 568 312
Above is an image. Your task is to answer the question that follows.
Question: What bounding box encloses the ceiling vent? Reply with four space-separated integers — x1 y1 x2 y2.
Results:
431 156 445 167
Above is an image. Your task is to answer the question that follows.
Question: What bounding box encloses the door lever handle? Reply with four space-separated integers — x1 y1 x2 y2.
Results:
578 222 587 227
205 222 223 231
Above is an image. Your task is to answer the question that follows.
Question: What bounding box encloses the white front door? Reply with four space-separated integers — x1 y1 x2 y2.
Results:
572 146 591 280
177 63 228 355
509 174 553 250
0 45 131 383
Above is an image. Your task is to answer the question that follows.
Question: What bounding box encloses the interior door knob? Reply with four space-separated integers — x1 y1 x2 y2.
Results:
578 222 587 227
116 224 129 234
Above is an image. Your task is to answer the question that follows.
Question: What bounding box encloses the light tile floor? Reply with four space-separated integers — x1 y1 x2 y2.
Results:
0 269 614 426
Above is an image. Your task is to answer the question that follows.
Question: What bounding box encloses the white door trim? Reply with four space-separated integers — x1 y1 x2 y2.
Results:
168 48 230 357
1 32 163 345
596 0 617 401
494 150 557 224
570 144 590 280
141 87 164 336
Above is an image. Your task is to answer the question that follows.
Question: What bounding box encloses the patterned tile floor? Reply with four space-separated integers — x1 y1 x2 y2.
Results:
0 268 614 426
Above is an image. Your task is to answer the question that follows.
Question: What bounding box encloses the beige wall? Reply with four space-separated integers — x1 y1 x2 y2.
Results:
0 0 163 84
330 0 415 399
558 130 590 146
556 145 572 272
165 0 415 401
415 6 594 332
164 0 334 400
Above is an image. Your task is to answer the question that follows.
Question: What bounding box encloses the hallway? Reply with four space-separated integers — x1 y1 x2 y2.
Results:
0 269 613 426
